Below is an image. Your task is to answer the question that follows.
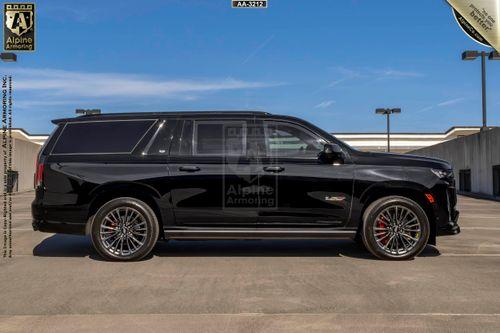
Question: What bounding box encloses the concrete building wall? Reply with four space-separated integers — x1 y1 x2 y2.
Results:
410 127 500 197
0 137 41 192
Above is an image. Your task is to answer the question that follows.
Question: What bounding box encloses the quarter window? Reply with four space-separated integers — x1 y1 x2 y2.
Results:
52 120 155 154
146 120 178 155
264 122 325 158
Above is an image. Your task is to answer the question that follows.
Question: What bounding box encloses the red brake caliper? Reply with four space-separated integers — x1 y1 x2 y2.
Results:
377 217 389 246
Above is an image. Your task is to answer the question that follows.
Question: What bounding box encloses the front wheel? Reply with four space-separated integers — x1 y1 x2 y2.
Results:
90 197 159 261
361 196 430 260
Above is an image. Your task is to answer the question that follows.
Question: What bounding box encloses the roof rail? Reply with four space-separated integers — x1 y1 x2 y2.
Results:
52 110 272 124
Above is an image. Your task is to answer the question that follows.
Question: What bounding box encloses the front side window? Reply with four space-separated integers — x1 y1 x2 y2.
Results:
264 121 325 158
52 120 155 154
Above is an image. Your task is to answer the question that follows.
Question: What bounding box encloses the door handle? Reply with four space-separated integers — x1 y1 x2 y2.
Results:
179 166 200 172
263 166 284 173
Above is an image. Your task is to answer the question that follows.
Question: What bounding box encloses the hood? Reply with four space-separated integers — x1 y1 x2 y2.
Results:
351 151 452 170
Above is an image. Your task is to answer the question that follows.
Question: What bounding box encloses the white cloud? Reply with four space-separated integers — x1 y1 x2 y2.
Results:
326 66 423 88
417 97 466 112
437 97 465 107
242 34 275 64
417 105 434 112
10 68 282 98
314 100 335 108
14 99 84 109
373 69 424 78
327 67 363 87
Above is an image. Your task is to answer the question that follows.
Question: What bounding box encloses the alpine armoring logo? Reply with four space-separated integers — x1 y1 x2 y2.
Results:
3 3 35 51
222 123 277 210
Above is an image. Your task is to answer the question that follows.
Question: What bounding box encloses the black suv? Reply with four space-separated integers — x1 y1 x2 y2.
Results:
32 111 460 261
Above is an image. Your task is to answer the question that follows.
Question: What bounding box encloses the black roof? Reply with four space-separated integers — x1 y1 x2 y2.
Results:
52 111 271 124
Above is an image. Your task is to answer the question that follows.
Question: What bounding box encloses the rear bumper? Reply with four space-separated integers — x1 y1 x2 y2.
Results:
32 199 87 235
32 218 86 235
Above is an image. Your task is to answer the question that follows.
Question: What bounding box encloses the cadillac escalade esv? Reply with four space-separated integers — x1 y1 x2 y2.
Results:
32 111 460 261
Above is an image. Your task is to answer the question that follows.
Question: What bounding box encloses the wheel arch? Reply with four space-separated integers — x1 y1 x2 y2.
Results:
86 181 165 237
357 181 436 245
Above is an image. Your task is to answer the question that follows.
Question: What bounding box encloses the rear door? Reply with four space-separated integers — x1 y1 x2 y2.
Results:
167 117 260 227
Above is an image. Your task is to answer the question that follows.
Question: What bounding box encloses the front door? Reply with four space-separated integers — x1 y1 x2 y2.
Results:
256 120 354 228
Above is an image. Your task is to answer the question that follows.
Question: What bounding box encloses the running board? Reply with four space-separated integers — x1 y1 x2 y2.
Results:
164 228 357 240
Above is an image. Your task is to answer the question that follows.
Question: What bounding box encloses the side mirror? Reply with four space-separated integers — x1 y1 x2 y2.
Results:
320 143 344 163
324 143 342 154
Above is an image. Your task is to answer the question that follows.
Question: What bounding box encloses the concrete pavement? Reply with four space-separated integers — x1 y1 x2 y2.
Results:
1 192 500 332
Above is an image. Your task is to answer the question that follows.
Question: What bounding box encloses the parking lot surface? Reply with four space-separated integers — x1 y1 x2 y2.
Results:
1 192 500 332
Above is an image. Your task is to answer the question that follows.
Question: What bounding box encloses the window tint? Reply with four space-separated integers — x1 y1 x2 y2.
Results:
146 120 178 155
246 122 265 158
170 120 193 156
264 122 324 158
39 125 63 157
194 121 246 156
52 120 154 154
196 123 224 155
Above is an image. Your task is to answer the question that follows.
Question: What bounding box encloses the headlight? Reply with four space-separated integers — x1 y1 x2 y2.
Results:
431 168 452 179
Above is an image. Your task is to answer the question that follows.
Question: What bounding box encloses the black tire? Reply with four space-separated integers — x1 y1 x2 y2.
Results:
90 197 159 261
361 196 430 260
354 232 367 251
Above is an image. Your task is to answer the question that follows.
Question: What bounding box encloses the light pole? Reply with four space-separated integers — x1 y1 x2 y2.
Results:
375 108 401 153
0 53 17 62
76 108 101 116
462 50 500 130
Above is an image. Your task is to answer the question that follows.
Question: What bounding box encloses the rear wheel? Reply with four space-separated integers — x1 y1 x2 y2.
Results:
90 197 159 261
361 196 429 260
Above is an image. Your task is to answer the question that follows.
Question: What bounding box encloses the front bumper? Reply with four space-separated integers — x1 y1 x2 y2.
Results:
437 209 460 236
432 179 460 237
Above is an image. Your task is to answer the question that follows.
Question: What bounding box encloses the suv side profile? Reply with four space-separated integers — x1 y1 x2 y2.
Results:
32 111 460 261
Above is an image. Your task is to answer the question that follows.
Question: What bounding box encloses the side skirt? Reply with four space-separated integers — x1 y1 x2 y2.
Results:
163 228 357 240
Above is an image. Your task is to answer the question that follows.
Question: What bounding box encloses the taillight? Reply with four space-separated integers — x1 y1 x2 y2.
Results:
34 161 44 188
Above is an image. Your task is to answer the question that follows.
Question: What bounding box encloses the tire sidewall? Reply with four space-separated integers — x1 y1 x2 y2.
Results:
90 197 159 261
362 196 430 260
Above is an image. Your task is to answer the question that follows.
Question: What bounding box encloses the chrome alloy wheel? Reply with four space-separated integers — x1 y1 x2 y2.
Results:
372 205 421 256
99 207 148 257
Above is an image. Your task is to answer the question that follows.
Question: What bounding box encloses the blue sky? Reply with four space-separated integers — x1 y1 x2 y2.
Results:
2 0 500 134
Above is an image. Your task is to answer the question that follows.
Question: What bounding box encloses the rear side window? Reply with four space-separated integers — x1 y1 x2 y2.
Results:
170 120 247 156
194 121 246 156
52 120 155 154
